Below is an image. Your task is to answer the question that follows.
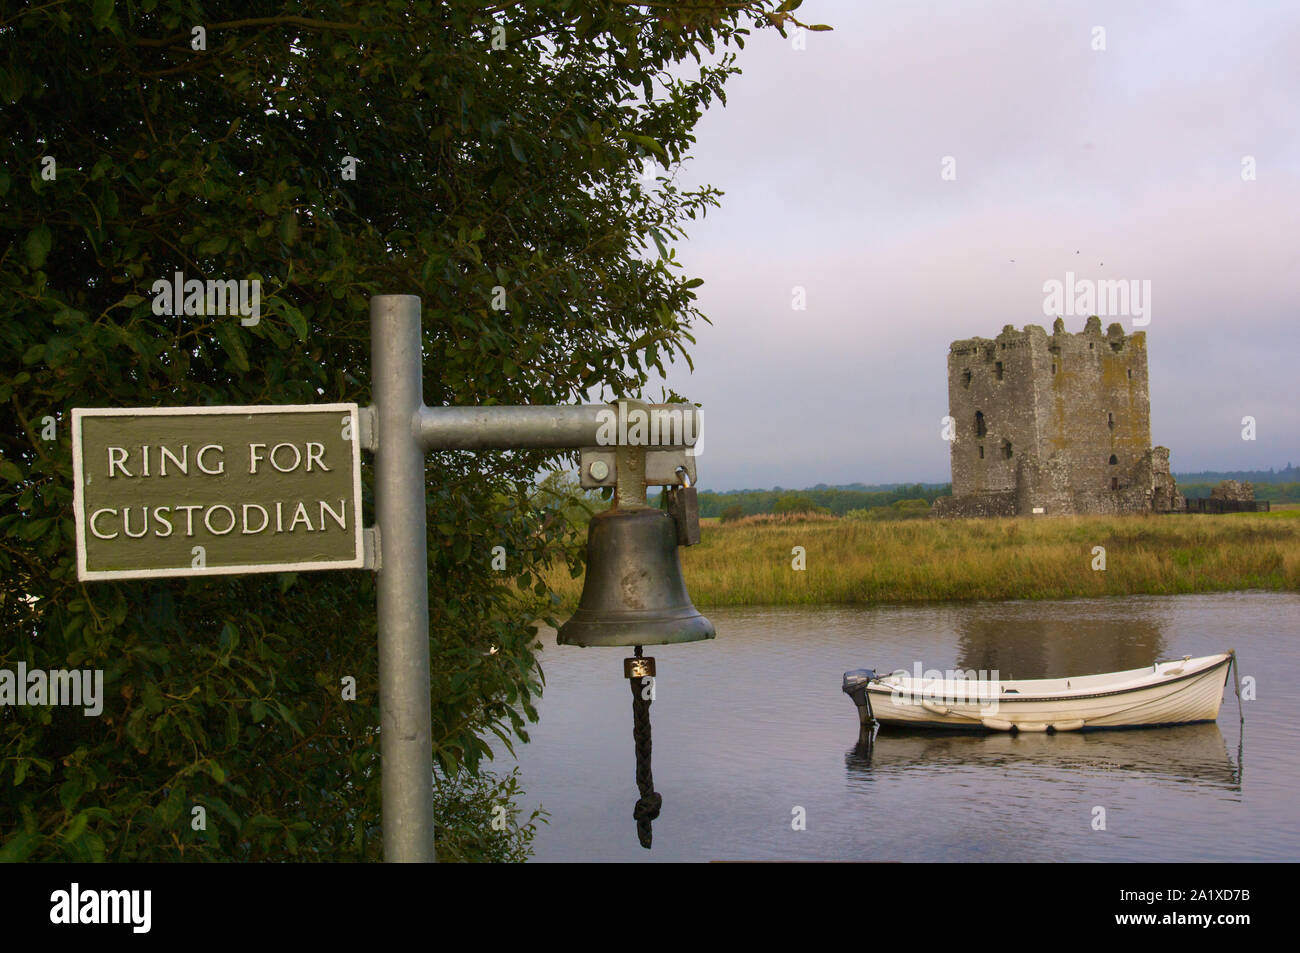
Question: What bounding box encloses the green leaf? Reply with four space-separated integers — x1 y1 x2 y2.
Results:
214 322 250 372
59 775 85 813
92 0 115 29
0 461 22 483
281 304 308 341
633 135 667 159
159 784 186 825
0 832 39 863
278 212 300 245
24 225 51 269
17 517 53 540
61 813 89 843
141 680 163 713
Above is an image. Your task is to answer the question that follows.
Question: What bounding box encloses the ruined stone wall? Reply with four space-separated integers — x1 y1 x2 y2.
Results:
1149 447 1185 512
947 324 1042 496
1211 480 1255 502
1015 452 1074 514
931 491 1017 518
1037 316 1150 500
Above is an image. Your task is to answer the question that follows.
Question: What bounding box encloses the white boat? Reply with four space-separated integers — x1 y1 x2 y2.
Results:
841 652 1236 733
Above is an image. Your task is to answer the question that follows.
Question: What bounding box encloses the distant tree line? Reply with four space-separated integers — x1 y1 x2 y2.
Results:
1174 465 1299 484
695 483 951 519
1180 482 1300 502
684 478 1300 516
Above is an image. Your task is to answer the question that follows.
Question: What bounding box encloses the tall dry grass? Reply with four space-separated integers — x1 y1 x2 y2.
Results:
546 511 1300 607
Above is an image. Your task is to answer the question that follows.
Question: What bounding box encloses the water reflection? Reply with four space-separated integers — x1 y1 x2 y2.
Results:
953 612 1168 680
517 594 1292 861
847 721 1242 793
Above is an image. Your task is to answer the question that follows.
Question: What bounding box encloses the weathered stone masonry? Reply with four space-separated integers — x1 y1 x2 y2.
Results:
933 317 1183 517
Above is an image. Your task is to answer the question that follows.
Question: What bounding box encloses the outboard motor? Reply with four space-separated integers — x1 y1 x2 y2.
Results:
841 669 877 727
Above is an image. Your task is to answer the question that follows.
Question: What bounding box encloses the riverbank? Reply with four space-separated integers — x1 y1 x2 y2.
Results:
546 509 1300 607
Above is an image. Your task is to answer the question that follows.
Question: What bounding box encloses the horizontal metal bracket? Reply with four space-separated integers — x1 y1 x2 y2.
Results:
363 526 381 572
578 447 696 489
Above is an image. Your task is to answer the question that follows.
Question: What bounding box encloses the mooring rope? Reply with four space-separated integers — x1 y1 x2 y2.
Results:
1230 649 1243 725
629 675 661 849
1228 649 1245 784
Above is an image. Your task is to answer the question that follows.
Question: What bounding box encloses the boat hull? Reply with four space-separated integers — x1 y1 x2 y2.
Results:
857 653 1233 732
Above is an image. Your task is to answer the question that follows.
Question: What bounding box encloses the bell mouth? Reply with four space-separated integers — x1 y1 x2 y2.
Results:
557 606 715 647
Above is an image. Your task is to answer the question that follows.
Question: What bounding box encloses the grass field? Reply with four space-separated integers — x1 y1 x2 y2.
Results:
547 510 1300 607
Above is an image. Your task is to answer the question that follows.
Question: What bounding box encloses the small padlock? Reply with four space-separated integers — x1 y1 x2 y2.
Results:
665 474 700 546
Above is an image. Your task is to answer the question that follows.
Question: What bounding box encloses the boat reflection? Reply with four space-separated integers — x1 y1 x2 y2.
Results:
846 721 1242 792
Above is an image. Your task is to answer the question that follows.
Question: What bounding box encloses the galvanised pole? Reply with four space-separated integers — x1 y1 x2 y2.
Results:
371 294 436 862
368 295 701 862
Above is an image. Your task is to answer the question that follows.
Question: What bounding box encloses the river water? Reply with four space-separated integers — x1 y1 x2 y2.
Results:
509 592 1297 862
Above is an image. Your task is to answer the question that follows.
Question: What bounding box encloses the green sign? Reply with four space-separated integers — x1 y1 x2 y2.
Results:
73 405 364 581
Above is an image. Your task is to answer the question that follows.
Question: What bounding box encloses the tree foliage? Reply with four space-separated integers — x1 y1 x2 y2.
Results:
0 0 816 860
698 483 952 519
1181 482 1300 502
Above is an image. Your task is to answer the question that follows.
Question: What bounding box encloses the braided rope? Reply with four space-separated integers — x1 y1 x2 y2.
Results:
629 678 661 849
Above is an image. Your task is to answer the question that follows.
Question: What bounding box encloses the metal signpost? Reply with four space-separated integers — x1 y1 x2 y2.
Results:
369 295 702 861
73 293 702 862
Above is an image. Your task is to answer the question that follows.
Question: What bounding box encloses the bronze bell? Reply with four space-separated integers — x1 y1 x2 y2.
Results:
558 504 714 647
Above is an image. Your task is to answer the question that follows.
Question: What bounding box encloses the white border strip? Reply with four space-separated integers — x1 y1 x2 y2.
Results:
73 404 364 581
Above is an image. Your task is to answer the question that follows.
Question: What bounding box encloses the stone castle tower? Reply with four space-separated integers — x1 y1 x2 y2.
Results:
933 316 1183 517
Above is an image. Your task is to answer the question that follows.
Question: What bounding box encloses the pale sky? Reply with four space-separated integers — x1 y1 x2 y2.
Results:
647 0 1299 491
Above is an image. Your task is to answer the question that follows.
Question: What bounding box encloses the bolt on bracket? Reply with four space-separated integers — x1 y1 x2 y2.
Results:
579 447 697 489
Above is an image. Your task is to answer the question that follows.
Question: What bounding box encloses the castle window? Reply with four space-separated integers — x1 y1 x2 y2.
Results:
1089 343 1094 350
974 411 986 438
1052 363 1057 375
979 445 984 459
995 361 1004 381
1001 440 1012 459
1127 368 1132 379
1109 454 1118 465
962 369 971 388
1111 476 1119 490
1108 412 1114 430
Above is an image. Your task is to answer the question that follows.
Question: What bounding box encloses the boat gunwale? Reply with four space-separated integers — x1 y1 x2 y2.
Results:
864 653 1232 705
867 716 1222 732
